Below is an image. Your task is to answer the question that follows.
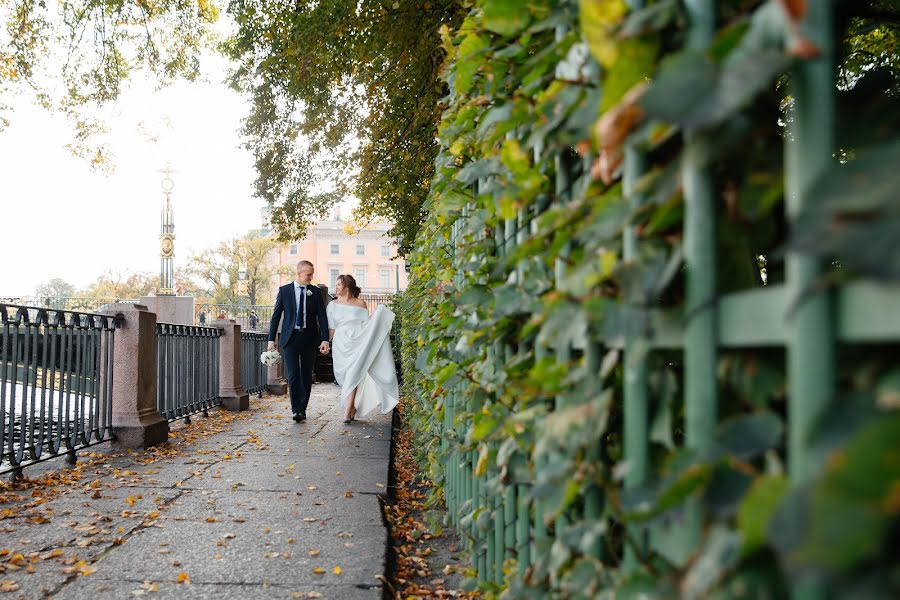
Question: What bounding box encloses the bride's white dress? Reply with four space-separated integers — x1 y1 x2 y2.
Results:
326 302 399 417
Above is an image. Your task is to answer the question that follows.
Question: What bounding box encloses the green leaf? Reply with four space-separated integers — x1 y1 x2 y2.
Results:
435 363 458 385
471 414 498 442
482 0 531 38
789 138 900 280
716 412 783 460
579 0 628 67
600 36 659 113
681 526 742 599
737 475 788 555
619 0 679 38
772 413 900 572
456 33 490 95
703 465 752 518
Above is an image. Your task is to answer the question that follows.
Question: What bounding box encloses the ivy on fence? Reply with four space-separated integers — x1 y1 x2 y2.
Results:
395 0 900 598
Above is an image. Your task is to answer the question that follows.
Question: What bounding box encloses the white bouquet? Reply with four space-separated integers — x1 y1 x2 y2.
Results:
260 350 282 366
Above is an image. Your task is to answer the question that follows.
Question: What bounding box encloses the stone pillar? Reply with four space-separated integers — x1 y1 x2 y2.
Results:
267 332 288 395
215 319 249 411
139 295 195 326
105 303 169 448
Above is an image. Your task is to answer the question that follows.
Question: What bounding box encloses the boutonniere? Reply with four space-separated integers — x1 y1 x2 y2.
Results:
305 288 313 297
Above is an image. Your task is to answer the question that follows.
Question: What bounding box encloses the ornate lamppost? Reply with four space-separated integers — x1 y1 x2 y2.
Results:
158 166 177 296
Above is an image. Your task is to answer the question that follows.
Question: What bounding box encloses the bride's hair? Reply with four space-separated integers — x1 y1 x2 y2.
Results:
336 274 362 298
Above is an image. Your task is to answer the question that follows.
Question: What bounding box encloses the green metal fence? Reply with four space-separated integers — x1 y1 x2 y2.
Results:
434 1 900 596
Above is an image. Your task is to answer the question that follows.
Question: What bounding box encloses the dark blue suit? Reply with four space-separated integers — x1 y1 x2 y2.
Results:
268 283 329 416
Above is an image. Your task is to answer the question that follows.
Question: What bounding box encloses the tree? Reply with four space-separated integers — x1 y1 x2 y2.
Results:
81 269 157 300
224 0 467 251
185 232 280 305
0 1 219 163
33 278 76 299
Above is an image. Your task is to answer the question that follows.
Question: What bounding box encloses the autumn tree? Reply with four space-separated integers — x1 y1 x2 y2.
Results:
224 0 467 250
80 269 157 300
33 278 76 299
0 0 219 163
185 231 279 305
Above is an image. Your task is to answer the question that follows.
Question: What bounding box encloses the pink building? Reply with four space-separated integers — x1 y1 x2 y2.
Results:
267 217 408 296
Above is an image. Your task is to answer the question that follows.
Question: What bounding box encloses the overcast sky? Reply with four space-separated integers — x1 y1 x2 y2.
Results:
0 44 265 296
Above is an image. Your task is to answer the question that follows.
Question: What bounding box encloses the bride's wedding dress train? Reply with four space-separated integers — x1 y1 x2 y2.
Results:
327 302 399 417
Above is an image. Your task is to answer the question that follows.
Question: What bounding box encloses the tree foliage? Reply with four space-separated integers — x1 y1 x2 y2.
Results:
224 0 467 249
393 0 900 597
33 277 76 299
185 231 280 305
0 0 219 163
80 269 157 300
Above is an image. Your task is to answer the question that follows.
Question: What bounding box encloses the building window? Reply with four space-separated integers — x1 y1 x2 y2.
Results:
356 244 365 256
354 268 366 288
329 269 340 291
380 245 390 257
330 243 340 255
289 244 298 255
380 269 391 289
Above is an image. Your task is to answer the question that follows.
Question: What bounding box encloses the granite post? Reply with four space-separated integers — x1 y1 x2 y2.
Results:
215 318 250 411
105 303 169 448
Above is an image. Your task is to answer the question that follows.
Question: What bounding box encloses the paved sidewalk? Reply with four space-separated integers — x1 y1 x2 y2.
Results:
0 384 392 599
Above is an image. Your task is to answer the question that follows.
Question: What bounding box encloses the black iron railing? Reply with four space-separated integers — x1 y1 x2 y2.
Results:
1 303 120 476
156 323 220 422
240 331 268 396
195 304 272 332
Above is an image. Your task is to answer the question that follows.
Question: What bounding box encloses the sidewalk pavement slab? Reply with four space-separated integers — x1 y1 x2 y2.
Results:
0 383 392 600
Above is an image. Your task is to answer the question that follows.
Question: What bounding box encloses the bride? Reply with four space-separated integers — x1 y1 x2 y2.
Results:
327 274 399 423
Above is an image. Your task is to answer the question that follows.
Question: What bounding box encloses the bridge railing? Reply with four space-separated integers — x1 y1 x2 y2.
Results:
0 303 120 476
240 331 269 396
155 323 221 422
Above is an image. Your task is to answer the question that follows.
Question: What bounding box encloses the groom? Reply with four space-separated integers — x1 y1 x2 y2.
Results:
267 260 330 422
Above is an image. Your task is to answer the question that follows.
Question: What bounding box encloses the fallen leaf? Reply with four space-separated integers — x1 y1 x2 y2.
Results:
176 571 190 584
333 566 341 575
307 549 320 556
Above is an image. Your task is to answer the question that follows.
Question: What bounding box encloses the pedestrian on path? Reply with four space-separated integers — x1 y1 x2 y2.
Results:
326 274 399 424
268 260 330 422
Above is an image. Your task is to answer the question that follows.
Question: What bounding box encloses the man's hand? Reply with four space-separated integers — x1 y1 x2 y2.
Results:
267 341 276 351
319 341 330 354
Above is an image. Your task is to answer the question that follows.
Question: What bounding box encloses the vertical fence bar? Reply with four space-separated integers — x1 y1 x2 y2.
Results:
622 144 649 569
681 0 717 557
786 4 834 600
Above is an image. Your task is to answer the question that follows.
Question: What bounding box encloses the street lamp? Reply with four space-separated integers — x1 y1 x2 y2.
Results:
237 262 248 328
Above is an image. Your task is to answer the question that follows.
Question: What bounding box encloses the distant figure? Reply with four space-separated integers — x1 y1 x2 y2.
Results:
217 310 227 320
199 310 207 326
249 310 259 330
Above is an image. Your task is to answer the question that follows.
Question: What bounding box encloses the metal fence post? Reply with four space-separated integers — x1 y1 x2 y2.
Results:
105 303 169 448
681 0 718 559
786 4 835 600
215 318 249 412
